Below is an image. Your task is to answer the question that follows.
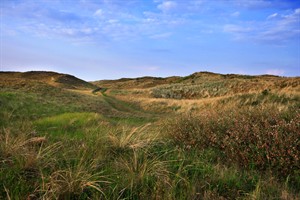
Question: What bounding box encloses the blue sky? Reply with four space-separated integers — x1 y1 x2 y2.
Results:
1 0 299 80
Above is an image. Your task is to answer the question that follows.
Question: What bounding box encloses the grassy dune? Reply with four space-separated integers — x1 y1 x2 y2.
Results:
0 71 299 199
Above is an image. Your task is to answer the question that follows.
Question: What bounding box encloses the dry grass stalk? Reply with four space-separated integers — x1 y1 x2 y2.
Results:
108 124 157 151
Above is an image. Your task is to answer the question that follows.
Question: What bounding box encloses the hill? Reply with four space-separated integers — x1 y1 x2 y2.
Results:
0 71 97 91
93 71 300 99
0 70 299 199
92 76 181 89
150 72 300 99
0 70 156 125
92 72 300 114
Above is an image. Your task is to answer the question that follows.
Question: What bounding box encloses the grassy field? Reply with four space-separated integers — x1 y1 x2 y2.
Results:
0 71 299 199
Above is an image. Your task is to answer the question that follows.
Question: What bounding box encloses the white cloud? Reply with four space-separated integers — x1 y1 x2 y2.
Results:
94 9 103 17
231 11 240 17
191 0 204 7
265 69 285 76
150 32 172 39
267 13 278 20
60 28 76 36
81 28 93 34
107 19 119 24
224 8 300 44
157 1 177 12
234 0 272 9
260 9 300 42
142 11 185 26
223 24 252 33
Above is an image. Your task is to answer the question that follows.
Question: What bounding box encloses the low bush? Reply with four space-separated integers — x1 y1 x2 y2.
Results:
165 108 300 179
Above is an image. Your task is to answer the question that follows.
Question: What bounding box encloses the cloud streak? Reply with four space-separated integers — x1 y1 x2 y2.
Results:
223 8 300 44
157 1 177 12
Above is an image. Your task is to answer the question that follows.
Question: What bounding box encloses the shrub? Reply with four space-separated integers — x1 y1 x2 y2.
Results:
165 108 300 178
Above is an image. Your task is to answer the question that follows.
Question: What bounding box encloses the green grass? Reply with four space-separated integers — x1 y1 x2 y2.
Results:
35 112 107 139
1 73 300 199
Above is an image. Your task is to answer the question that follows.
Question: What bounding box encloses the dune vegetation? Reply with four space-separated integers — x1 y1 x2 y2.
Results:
0 71 299 199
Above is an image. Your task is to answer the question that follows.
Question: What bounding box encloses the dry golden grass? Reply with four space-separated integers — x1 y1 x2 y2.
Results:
0 128 42 160
41 155 109 199
99 72 299 115
112 87 299 115
107 124 158 152
0 71 96 91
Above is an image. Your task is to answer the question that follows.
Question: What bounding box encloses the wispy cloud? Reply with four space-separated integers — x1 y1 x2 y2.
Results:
267 13 278 20
234 0 272 9
1 0 188 43
223 24 252 33
157 1 177 12
94 9 103 17
150 32 173 39
224 8 300 44
231 11 240 17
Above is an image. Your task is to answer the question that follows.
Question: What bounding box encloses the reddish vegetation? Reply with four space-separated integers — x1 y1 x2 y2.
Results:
166 108 300 177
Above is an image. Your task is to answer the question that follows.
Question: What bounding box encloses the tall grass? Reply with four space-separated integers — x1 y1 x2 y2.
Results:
41 155 109 199
107 124 157 154
165 107 300 190
114 149 171 199
1 74 300 199
1 108 299 199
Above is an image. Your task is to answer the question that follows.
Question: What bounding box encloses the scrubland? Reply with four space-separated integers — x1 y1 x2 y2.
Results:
0 71 299 199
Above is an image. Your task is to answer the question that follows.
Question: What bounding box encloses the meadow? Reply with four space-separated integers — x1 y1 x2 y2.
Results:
0 71 299 199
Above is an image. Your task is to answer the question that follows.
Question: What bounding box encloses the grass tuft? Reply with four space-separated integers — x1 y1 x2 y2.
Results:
107 124 157 153
41 155 109 199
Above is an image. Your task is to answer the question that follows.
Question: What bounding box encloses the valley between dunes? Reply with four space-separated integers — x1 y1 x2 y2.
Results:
0 71 299 199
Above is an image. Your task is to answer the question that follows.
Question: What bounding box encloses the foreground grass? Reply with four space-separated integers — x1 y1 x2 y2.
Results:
1 120 299 199
1 110 299 199
1 86 300 199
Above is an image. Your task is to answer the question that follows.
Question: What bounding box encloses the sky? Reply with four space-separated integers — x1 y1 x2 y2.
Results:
0 0 300 81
